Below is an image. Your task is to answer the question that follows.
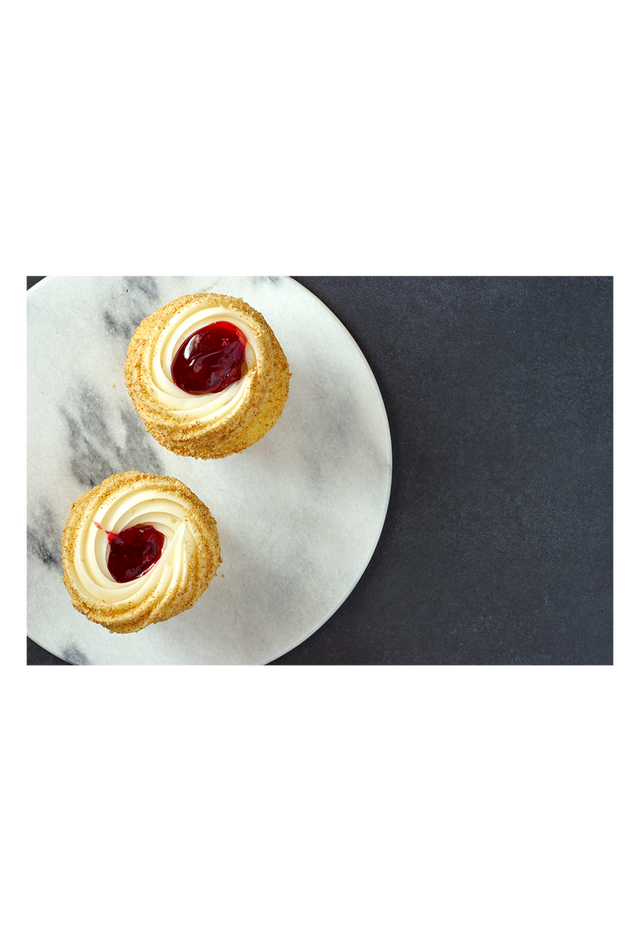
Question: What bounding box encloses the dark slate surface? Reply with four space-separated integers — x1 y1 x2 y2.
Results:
27 276 613 665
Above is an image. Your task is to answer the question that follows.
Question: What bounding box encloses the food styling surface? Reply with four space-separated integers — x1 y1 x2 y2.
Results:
27 276 392 665
27 276 612 665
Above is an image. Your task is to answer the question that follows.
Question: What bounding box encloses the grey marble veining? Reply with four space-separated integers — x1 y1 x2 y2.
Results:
27 276 392 665
60 379 166 487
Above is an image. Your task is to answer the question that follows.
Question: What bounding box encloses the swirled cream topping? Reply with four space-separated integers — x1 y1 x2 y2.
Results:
149 299 259 421
67 486 197 605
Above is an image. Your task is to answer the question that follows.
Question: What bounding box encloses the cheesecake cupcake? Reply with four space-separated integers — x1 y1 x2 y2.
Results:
124 293 290 459
61 472 222 633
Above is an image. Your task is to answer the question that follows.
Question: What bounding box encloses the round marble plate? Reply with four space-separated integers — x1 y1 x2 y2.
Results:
27 276 392 665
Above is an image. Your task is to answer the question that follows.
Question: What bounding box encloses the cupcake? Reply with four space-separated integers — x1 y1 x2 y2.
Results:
61 472 221 633
124 293 290 459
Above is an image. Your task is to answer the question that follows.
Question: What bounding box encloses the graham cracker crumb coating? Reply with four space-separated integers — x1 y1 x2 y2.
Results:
124 293 291 459
61 472 222 634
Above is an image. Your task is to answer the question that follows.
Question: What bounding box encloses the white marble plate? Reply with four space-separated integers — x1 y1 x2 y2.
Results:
27 276 392 664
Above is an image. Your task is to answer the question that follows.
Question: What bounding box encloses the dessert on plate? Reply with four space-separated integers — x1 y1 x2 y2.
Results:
61 472 221 633
124 293 290 459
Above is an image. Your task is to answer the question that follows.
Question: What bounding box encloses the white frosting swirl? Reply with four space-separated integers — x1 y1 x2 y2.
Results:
149 300 259 421
67 486 196 604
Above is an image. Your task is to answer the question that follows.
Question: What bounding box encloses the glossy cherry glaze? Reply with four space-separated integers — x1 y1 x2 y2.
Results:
171 321 247 395
95 522 165 583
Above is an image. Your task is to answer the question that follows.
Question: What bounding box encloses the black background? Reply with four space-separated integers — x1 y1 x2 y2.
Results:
27 275 612 665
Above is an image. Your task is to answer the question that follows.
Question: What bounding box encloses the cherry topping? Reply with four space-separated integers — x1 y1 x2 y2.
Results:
99 523 165 583
171 321 247 395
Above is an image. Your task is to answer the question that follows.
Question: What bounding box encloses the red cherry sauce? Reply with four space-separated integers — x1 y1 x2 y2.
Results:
171 321 247 395
95 521 165 583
